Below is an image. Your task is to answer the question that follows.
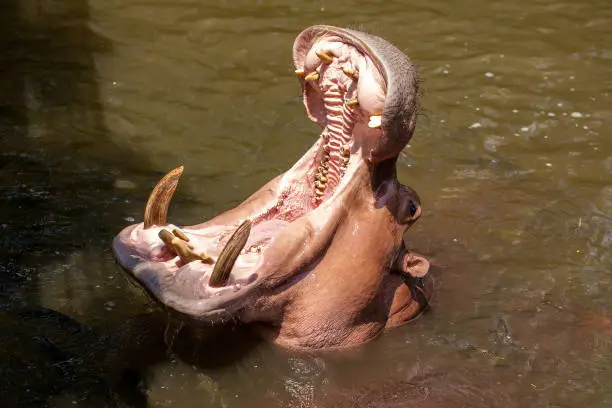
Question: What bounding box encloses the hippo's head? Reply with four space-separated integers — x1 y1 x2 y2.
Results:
113 25 431 351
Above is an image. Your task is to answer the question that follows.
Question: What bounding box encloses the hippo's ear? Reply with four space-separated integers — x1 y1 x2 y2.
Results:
402 252 430 278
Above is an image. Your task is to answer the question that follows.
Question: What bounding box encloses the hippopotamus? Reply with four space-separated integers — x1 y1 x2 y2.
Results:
113 25 431 351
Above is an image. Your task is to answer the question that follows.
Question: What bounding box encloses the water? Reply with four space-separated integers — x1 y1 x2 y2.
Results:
1 0 611 406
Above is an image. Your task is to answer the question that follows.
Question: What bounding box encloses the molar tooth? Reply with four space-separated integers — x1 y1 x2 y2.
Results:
315 188 325 196
342 67 359 80
304 71 320 81
315 180 326 189
345 97 359 107
295 69 305 77
368 115 382 128
315 49 334 64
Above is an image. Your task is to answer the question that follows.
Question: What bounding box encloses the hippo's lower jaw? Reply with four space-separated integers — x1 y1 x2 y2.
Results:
113 25 430 350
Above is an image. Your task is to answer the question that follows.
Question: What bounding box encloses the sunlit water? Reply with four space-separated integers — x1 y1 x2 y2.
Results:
1 0 611 407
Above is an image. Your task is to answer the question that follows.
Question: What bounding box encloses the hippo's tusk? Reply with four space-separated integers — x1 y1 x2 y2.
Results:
158 228 215 264
209 219 252 287
144 166 183 229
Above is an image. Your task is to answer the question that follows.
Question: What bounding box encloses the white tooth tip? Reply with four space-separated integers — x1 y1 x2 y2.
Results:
368 115 382 128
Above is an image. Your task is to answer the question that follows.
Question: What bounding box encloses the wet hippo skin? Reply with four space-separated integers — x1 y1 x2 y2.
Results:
113 25 431 351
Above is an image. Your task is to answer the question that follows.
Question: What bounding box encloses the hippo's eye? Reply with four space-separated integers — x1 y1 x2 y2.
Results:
409 201 418 218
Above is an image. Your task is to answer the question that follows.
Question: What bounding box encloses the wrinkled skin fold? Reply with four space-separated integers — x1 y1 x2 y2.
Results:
113 25 432 351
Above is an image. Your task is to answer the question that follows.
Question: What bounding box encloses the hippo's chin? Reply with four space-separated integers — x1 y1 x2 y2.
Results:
113 25 430 350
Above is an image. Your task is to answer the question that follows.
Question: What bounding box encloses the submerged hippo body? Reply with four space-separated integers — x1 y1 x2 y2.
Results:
113 25 430 351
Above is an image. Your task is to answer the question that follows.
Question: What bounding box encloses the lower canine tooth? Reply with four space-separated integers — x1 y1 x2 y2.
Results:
209 220 252 287
295 69 305 77
368 115 382 128
144 166 184 229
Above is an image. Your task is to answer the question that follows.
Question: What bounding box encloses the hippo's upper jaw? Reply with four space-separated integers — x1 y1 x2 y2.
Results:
113 25 430 351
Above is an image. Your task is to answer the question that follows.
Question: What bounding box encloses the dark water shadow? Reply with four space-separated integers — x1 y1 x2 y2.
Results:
0 2 259 406
0 1 148 405
159 318 264 368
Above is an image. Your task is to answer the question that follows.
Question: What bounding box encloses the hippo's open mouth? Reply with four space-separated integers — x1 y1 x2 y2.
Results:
114 26 427 349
